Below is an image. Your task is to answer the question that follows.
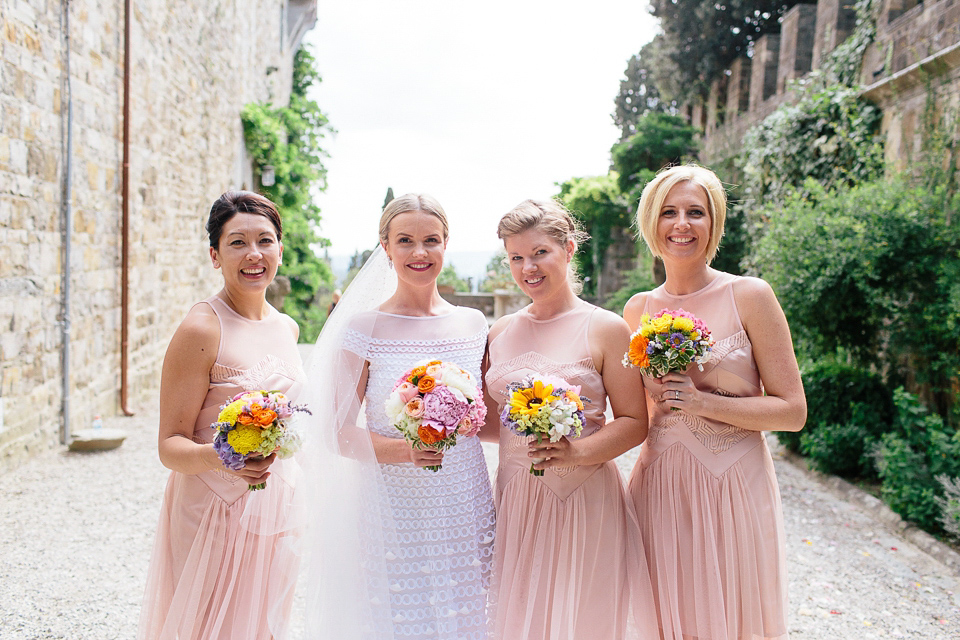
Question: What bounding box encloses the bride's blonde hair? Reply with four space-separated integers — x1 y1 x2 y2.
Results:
378 193 449 244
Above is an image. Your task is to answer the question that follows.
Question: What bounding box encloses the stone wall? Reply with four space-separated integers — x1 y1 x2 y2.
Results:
692 0 960 168
0 0 316 472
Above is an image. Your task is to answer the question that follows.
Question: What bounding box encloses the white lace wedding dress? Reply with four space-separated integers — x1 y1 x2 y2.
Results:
341 306 496 640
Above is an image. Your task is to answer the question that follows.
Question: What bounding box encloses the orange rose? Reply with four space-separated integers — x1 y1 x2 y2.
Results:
417 375 436 393
256 409 278 427
418 424 445 445
410 366 427 381
237 411 255 425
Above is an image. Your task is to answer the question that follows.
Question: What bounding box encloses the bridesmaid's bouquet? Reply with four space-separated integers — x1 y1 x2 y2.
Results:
500 376 588 477
384 360 486 472
211 390 309 490
623 308 714 378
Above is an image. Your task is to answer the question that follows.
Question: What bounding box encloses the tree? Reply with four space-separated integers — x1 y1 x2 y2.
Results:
611 112 699 204
650 0 801 103
438 264 470 292
241 44 335 342
557 175 631 298
479 249 517 293
613 37 681 141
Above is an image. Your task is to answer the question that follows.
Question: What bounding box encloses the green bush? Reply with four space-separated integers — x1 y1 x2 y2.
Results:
777 361 891 457
873 388 960 533
800 402 885 477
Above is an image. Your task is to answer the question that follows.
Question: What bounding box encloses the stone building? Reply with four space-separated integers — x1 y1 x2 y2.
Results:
689 0 960 166
0 0 317 471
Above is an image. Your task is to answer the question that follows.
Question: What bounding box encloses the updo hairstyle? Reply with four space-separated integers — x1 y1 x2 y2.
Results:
497 199 590 293
206 191 282 249
378 193 450 244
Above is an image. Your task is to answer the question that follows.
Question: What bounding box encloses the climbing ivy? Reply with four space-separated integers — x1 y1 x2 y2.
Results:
241 45 335 342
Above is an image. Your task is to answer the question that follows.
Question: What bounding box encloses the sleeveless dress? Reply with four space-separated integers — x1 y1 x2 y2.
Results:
628 273 789 640
138 296 306 640
343 307 496 640
486 300 653 640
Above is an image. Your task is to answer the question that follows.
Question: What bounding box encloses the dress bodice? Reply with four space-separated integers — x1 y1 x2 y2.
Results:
343 307 488 438
486 300 606 435
640 272 764 474
486 301 609 497
193 296 306 444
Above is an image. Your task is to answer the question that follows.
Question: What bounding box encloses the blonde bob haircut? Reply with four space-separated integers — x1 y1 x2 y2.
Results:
497 199 590 294
378 193 449 244
636 164 727 264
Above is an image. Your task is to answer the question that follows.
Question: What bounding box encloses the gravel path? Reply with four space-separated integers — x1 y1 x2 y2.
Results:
2 412 958 639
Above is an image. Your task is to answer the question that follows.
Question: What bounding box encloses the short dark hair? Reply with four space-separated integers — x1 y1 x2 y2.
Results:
206 191 282 248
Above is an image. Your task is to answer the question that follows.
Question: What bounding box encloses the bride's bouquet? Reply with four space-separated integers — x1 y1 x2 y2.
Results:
623 308 714 379
500 376 588 476
384 360 486 472
211 390 310 490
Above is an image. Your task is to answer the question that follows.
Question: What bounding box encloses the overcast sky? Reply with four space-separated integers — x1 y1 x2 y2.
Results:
305 1 658 257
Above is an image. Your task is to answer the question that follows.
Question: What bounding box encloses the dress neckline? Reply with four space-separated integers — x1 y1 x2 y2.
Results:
520 299 589 324
375 308 455 319
211 295 276 323
658 272 731 299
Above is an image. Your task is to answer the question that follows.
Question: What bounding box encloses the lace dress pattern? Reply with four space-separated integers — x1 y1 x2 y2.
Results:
343 309 495 640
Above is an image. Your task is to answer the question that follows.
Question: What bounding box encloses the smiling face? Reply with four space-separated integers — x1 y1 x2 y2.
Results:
210 212 283 294
504 227 575 301
381 210 447 287
656 180 713 264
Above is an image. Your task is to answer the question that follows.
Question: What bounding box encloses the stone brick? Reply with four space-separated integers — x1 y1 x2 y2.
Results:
778 4 818 95
812 0 858 69
727 57 752 119
749 34 781 112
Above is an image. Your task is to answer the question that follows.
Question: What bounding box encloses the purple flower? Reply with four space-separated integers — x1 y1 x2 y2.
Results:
213 433 246 471
422 386 469 428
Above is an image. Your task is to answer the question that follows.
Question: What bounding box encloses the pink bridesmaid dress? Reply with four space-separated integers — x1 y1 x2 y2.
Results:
486 300 654 640
629 273 789 640
138 296 305 640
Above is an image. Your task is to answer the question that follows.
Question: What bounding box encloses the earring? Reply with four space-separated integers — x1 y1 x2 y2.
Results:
388 259 393 268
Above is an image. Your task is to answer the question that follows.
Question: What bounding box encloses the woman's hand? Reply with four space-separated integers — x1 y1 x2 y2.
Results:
657 372 704 414
409 446 444 468
219 452 277 486
528 435 582 471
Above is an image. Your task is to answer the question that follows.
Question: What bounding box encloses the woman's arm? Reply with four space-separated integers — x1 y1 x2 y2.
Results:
529 309 648 470
657 277 807 432
478 315 512 443
157 304 275 484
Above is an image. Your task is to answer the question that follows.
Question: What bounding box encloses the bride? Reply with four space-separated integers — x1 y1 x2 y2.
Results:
297 194 495 640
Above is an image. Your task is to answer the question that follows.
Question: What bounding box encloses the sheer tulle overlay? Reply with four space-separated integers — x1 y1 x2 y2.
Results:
486 301 657 640
138 296 305 640
628 273 789 640
296 248 495 640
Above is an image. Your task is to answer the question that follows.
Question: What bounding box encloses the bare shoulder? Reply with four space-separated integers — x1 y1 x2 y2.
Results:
590 306 630 335
732 275 782 320
622 291 649 330
166 302 220 367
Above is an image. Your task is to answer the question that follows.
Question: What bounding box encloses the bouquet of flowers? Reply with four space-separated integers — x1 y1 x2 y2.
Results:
384 360 486 472
500 376 588 476
211 390 310 490
623 308 714 379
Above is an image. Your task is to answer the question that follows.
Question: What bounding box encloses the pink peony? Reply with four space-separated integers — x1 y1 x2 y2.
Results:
422 386 469 428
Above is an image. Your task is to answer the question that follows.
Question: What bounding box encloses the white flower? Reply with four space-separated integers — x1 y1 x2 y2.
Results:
439 366 478 400
385 393 406 421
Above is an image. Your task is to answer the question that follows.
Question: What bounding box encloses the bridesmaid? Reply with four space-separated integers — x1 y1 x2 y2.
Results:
625 165 806 639
484 199 656 640
139 191 305 639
